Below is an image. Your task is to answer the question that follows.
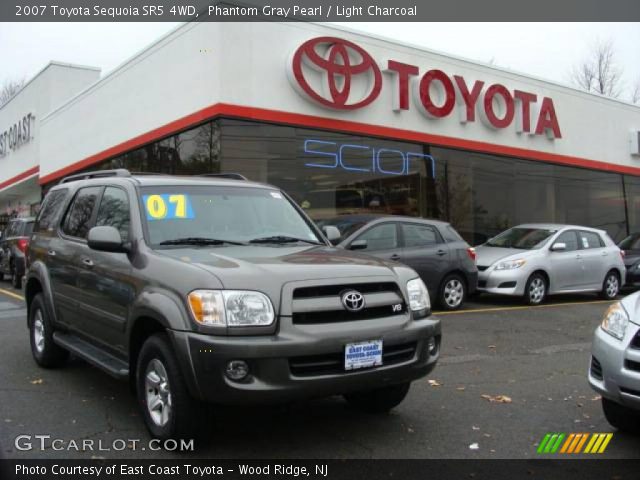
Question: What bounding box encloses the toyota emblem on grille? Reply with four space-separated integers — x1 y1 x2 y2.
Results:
341 290 366 312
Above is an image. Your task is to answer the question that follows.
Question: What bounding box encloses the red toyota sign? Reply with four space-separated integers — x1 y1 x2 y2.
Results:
289 37 562 139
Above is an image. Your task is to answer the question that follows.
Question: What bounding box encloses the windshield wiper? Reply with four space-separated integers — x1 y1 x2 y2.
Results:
159 237 245 246
249 235 323 245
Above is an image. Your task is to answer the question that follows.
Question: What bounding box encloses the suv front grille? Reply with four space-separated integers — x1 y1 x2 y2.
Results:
289 342 417 377
624 359 640 373
291 282 405 325
590 357 603 380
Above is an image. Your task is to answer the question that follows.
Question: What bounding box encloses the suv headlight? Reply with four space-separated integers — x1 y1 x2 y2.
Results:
188 290 275 327
601 302 629 340
494 259 526 270
407 278 430 314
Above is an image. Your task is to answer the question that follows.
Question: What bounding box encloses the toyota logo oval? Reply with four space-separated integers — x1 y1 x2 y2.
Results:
341 290 366 312
290 36 382 110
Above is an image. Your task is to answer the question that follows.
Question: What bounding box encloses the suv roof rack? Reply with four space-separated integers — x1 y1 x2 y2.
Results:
59 169 132 184
199 173 248 181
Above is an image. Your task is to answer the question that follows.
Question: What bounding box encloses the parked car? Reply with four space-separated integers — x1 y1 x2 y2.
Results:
25 170 441 440
618 233 640 288
318 215 478 310
0 217 35 289
475 224 625 305
588 291 640 433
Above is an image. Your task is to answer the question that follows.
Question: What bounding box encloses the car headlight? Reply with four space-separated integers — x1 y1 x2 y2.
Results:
407 278 431 313
601 302 629 340
188 290 275 327
494 259 526 270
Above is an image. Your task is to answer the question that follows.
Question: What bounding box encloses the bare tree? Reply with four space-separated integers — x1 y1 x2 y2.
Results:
571 39 623 98
632 78 640 104
0 78 26 107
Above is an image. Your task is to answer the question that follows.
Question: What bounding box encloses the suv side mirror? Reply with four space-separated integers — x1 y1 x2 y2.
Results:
322 226 341 243
350 239 368 251
550 242 566 252
88 226 127 253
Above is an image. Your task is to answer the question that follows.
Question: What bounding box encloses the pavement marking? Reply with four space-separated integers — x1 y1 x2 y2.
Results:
433 299 615 316
0 287 24 302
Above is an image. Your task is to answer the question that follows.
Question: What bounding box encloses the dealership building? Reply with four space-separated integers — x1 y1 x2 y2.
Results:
1 22 640 243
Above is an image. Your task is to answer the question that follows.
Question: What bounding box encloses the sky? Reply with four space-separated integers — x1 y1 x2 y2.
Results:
1 22 639 102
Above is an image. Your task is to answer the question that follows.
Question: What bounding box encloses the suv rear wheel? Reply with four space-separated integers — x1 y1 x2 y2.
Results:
29 293 69 368
11 264 22 290
602 398 640 433
601 271 620 300
344 382 410 413
136 333 207 440
439 274 466 310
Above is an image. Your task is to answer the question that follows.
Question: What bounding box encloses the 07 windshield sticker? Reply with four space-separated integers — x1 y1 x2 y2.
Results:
143 194 195 221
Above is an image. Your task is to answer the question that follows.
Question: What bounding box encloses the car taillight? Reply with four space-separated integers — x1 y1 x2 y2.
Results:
467 247 476 262
17 238 29 253
620 249 625 260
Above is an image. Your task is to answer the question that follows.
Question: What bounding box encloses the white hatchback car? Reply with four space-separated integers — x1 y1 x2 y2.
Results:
475 224 625 305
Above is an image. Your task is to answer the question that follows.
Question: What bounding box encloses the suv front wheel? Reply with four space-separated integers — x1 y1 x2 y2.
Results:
344 382 411 413
136 334 207 440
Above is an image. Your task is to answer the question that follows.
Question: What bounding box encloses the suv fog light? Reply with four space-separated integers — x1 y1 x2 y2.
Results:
427 337 438 356
225 360 249 381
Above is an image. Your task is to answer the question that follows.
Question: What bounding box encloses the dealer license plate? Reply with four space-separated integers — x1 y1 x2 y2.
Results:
344 340 383 371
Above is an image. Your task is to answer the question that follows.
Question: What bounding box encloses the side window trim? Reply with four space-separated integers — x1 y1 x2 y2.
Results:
59 186 105 243
400 222 443 248
351 221 399 251
95 185 132 242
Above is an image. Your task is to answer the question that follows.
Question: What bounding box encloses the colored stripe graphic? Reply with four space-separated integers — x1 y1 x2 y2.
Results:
538 433 613 454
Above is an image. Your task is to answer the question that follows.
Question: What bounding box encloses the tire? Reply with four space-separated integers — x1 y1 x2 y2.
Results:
344 382 411 414
11 265 22 290
438 274 466 310
524 273 547 305
29 293 69 368
136 333 207 440
602 398 640 433
601 271 620 300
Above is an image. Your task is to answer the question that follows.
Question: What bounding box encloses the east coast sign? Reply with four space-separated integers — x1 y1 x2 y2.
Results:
288 37 562 140
0 113 35 158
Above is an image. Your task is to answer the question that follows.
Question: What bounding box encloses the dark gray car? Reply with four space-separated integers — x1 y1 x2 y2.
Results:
0 217 35 289
25 170 441 440
317 215 478 310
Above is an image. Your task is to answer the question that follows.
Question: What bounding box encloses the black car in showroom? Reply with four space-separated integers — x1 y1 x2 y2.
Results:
317 215 478 310
619 233 640 288
0 217 35 289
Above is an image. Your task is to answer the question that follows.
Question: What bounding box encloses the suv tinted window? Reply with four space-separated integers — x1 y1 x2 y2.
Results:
579 231 604 249
62 186 102 239
402 223 440 248
355 223 398 251
6 221 19 237
95 187 130 242
23 222 34 236
554 230 579 252
36 189 68 233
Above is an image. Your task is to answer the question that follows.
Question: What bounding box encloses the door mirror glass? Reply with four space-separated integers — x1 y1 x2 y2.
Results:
88 226 127 253
350 239 368 251
322 225 341 243
550 242 566 252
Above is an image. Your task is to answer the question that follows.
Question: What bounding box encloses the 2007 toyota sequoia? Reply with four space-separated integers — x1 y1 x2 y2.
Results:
25 170 441 439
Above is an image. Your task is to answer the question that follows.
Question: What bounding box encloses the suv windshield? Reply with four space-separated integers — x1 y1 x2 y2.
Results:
485 227 556 250
139 185 323 247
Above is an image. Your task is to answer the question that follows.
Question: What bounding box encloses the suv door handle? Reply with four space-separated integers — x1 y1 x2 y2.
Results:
47 250 56 257
436 250 447 256
81 258 94 268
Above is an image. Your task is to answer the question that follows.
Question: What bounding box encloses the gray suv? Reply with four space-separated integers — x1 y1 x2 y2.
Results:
25 170 441 439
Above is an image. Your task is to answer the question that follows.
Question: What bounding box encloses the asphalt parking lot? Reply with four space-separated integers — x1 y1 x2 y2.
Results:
0 283 639 460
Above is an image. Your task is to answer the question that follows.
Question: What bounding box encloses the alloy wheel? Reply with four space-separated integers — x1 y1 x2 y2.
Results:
443 279 464 308
33 309 45 354
529 278 545 304
145 359 172 427
606 275 619 298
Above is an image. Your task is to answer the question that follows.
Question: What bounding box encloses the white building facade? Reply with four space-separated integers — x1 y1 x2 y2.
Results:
2 22 640 242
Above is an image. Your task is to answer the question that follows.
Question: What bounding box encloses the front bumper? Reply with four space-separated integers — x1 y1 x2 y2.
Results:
588 322 640 411
169 315 441 404
476 267 527 296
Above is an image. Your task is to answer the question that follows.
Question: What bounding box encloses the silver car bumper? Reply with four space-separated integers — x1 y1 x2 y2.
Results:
588 322 640 411
476 268 528 296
